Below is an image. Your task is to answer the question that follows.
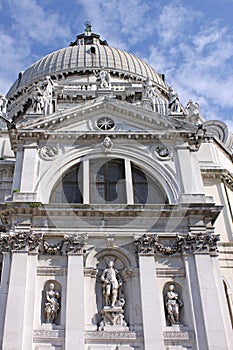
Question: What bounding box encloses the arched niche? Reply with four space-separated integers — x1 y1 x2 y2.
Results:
86 247 138 328
41 280 61 325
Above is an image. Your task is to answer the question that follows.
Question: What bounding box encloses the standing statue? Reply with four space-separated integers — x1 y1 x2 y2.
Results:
32 86 44 113
0 93 8 115
168 87 180 112
165 284 183 326
95 67 111 89
101 261 123 308
44 283 60 323
41 76 54 115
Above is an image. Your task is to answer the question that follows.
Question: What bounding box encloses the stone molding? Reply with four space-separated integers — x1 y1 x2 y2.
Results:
135 233 219 256
0 231 88 255
85 331 138 340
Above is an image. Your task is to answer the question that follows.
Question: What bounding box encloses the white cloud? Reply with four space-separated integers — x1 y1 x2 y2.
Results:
8 0 72 45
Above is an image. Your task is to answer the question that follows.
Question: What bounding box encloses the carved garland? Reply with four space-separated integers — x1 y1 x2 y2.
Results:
135 233 220 255
0 232 87 254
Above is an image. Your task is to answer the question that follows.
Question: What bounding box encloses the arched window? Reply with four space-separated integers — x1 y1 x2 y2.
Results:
50 158 168 205
90 159 126 204
50 163 83 203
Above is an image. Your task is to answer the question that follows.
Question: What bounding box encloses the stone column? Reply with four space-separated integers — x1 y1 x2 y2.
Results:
21 253 38 350
124 159 134 204
65 253 85 350
83 159 90 204
139 254 164 350
0 253 11 348
2 251 29 350
194 252 230 350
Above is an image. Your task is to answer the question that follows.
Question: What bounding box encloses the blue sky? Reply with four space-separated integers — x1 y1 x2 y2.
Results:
0 0 233 130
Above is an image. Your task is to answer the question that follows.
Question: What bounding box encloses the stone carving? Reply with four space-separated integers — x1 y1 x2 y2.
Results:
44 283 60 323
168 86 181 113
0 93 8 114
95 67 111 89
134 233 157 255
186 99 200 118
188 124 206 151
0 231 42 252
135 233 220 255
85 331 137 339
101 261 123 308
30 76 54 115
32 86 44 113
155 146 172 160
42 234 88 255
39 144 60 160
43 240 63 255
41 75 54 115
99 261 127 330
101 136 113 152
165 284 183 326
33 329 65 338
64 233 88 253
143 78 167 114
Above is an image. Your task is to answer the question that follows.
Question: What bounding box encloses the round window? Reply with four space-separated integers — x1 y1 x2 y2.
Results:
96 117 115 131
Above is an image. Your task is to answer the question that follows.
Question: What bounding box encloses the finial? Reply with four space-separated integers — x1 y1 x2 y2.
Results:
84 21 92 33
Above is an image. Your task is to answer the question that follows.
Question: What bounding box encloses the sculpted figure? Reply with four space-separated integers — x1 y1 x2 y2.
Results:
96 67 110 89
41 76 54 114
32 86 44 113
44 283 60 323
101 261 123 308
0 93 8 114
165 284 183 325
186 99 199 116
168 87 180 112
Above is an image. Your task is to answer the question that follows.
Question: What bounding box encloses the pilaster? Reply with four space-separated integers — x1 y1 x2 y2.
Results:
138 253 164 350
0 253 11 348
194 252 229 350
2 251 29 350
65 252 85 350
20 142 38 192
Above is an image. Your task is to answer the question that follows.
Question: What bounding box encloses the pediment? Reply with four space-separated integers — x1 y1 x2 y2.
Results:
19 97 196 133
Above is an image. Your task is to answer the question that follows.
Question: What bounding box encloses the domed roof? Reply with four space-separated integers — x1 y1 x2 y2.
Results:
7 27 167 97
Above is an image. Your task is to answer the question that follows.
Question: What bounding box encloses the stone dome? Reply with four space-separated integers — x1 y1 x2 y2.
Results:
7 28 167 97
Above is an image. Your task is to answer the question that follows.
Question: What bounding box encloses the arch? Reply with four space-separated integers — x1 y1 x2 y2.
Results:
222 277 233 328
35 146 180 204
85 246 137 269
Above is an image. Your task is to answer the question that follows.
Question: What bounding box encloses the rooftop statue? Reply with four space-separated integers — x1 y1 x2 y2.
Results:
0 93 8 115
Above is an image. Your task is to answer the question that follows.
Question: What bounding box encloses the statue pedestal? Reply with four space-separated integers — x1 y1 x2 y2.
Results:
99 306 128 331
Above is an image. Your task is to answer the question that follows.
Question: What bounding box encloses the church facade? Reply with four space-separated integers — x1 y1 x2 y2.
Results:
0 23 232 350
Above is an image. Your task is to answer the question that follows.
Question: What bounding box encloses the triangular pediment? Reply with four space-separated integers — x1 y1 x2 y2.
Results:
18 97 196 133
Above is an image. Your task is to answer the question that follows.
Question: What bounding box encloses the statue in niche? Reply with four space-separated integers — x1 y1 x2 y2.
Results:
44 283 60 323
0 93 8 114
168 86 181 112
101 261 123 308
99 260 128 330
95 66 111 89
165 284 183 326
